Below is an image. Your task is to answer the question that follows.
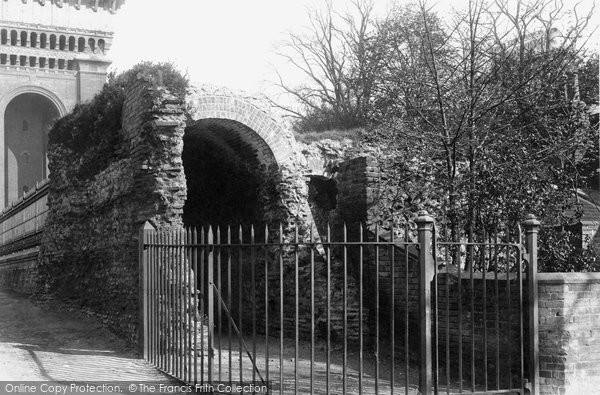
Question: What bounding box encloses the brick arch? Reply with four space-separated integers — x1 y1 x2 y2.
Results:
186 90 297 168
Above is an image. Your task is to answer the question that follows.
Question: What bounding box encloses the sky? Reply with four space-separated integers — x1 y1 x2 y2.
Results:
109 0 335 96
109 0 598 100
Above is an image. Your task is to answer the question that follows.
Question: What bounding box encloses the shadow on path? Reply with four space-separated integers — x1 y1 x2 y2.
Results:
0 289 172 383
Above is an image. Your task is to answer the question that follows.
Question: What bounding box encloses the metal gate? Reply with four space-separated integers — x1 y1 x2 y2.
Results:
139 213 539 395
430 215 540 395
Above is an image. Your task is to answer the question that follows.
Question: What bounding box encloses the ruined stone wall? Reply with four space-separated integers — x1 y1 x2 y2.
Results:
39 78 187 343
37 76 324 346
330 156 421 342
335 156 380 227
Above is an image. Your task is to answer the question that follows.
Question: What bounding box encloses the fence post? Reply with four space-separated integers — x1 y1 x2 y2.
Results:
207 226 214 384
416 211 435 395
522 214 540 395
138 221 155 359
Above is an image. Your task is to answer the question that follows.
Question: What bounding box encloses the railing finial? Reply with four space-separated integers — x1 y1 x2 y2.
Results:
522 214 541 232
416 210 435 228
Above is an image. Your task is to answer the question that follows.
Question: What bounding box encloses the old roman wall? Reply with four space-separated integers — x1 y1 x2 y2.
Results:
39 78 186 343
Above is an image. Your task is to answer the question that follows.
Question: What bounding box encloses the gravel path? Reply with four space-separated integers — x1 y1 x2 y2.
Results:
0 289 421 394
0 289 179 392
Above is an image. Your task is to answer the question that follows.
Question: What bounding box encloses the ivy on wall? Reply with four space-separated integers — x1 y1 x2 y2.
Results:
48 62 189 181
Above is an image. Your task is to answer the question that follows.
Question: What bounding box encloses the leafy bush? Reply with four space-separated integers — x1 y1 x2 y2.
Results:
112 61 189 99
539 228 600 272
48 62 189 180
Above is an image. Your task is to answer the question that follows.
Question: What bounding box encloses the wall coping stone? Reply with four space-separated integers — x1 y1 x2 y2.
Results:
538 272 600 284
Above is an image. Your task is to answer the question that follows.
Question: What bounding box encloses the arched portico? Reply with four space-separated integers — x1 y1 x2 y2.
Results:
0 86 65 207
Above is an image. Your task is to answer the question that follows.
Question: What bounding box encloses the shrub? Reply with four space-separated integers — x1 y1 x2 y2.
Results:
48 62 189 181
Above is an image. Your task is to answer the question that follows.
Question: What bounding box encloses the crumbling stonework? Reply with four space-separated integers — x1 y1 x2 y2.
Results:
40 78 187 343
38 78 325 344
300 138 356 177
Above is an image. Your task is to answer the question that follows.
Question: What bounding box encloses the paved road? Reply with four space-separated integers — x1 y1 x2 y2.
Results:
0 289 178 391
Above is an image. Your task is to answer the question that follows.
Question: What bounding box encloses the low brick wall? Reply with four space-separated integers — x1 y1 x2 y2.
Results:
538 272 600 395
0 181 49 294
433 271 600 394
0 249 39 294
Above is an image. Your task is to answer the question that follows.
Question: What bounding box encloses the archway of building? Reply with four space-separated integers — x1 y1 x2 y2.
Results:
182 118 281 230
3 93 60 206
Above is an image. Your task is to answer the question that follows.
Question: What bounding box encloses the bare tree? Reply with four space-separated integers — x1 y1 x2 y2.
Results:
370 0 596 244
272 0 385 131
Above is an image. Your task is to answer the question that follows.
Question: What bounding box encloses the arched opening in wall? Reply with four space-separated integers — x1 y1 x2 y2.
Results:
40 33 47 48
68 36 75 51
20 31 27 46
59 35 66 50
30 32 37 47
10 30 17 46
4 93 60 206
182 118 280 229
307 175 338 233
88 38 96 53
78 37 85 52
97 39 105 54
49 34 56 49
1 30 7 45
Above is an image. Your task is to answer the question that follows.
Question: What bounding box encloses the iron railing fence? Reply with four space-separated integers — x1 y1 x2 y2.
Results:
139 213 540 395
0 179 48 250
432 223 532 395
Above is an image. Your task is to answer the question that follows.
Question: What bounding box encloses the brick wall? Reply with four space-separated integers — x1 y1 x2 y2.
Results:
538 273 600 395
0 249 39 293
335 156 380 228
431 271 600 394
